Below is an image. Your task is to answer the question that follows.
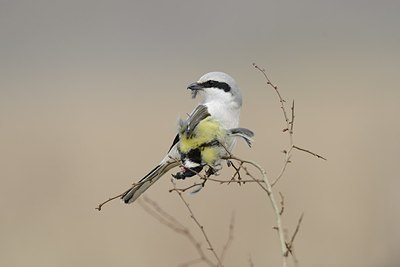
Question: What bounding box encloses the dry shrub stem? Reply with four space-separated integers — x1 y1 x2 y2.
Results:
171 180 224 267
229 154 289 264
95 193 124 211
220 213 235 262
139 196 216 267
249 63 324 266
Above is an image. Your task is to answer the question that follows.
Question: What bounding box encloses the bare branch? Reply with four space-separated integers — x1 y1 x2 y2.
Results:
253 63 291 134
220 213 235 263
228 154 288 264
95 192 124 211
96 175 167 211
254 63 294 188
293 145 327 160
271 149 293 187
290 100 295 135
169 181 207 193
289 213 305 249
285 213 304 267
279 192 285 216
171 180 224 267
138 196 216 267
203 176 264 185
228 160 243 184
251 63 318 266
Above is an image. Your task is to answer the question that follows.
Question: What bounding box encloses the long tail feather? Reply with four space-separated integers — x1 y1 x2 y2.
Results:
121 159 179 204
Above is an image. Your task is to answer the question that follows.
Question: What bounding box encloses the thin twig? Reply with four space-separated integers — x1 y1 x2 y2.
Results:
253 63 291 131
220 213 235 263
229 155 288 265
293 145 327 160
285 213 304 267
279 192 285 216
288 213 305 250
138 196 215 267
172 180 224 267
252 64 307 266
239 163 270 194
169 181 207 193
254 63 295 189
96 192 124 211
203 177 264 184
228 160 243 184
290 100 295 135
96 173 170 211
167 156 214 194
271 148 293 187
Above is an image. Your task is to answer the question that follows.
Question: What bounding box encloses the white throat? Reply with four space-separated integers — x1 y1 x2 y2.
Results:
204 99 241 130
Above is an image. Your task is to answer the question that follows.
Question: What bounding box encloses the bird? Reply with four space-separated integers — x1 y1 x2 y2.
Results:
121 72 254 204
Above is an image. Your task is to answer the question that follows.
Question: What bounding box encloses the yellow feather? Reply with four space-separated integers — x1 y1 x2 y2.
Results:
179 117 225 165
202 147 219 165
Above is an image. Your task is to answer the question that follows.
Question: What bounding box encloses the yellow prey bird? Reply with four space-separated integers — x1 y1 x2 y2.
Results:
121 72 254 204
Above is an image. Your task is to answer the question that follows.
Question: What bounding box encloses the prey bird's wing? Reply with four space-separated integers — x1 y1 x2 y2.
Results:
180 105 210 137
170 105 210 152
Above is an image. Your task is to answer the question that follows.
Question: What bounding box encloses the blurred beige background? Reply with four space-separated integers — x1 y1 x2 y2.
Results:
1 1 399 266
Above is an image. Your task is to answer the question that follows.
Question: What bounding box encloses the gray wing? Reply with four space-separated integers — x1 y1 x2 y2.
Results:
228 127 255 147
167 134 180 153
179 105 210 137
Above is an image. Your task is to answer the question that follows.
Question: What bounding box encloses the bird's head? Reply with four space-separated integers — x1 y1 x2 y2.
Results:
187 72 242 107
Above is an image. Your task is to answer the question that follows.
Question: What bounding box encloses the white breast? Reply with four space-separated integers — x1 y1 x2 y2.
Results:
205 100 241 130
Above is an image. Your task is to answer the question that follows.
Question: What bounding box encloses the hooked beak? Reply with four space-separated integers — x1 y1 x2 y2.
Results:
187 82 204 91
187 82 204 99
